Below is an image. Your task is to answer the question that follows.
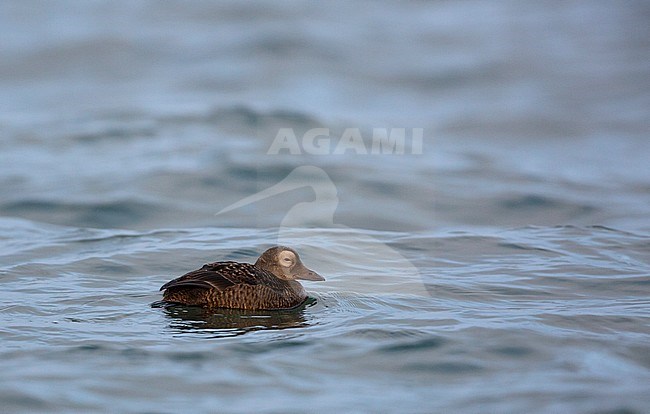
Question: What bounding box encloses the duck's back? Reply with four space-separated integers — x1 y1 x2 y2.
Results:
160 261 306 310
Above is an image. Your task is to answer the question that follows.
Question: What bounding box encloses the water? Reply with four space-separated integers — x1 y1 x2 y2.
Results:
1 1 650 413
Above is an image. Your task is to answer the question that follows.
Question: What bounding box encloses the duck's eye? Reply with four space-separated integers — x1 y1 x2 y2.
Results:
279 251 296 266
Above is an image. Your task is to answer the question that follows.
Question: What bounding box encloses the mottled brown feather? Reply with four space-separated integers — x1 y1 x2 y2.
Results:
159 248 322 310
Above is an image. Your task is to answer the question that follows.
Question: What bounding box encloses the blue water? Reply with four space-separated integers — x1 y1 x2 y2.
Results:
1 1 650 413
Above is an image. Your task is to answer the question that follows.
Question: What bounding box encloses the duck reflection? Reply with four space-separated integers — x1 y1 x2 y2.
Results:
153 297 316 337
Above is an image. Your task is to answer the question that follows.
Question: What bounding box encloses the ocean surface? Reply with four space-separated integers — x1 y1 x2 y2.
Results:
1 1 649 413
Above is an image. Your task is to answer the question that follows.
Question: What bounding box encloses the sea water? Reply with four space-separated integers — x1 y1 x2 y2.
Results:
1 1 649 413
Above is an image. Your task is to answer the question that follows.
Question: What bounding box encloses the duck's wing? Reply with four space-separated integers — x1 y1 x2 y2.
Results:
160 261 262 292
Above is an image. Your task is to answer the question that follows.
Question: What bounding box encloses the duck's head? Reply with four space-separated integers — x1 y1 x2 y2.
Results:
255 246 325 281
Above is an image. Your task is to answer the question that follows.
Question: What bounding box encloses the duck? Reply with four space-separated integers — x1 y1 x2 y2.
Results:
160 246 324 310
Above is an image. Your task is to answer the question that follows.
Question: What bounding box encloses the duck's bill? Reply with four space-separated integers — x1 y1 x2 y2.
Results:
295 266 325 281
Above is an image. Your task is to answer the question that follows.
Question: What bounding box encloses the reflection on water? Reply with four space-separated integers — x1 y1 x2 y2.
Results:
153 298 316 338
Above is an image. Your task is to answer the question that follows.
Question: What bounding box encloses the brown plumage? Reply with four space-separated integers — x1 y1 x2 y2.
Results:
160 246 324 310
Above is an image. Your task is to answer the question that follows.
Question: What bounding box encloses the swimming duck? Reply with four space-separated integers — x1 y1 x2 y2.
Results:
160 246 324 310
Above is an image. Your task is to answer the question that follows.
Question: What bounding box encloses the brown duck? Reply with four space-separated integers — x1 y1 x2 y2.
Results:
160 246 324 310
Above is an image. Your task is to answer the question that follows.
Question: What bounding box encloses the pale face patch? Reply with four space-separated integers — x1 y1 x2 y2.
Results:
278 250 297 269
